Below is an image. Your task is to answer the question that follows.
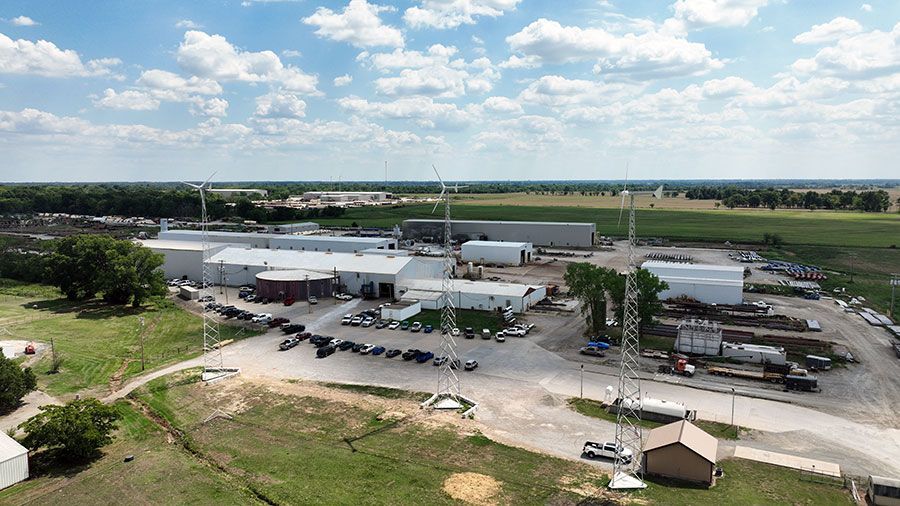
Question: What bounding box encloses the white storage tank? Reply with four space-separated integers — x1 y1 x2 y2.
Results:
0 431 28 490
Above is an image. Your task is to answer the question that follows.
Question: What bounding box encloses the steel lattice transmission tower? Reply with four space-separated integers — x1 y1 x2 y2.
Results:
183 173 235 382
422 165 469 410
609 177 663 490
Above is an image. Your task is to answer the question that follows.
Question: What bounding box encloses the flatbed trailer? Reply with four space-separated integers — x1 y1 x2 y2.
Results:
706 366 784 383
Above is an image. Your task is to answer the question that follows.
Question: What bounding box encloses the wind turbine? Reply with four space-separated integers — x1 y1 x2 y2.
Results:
182 172 234 383
609 165 663 490
422 165 470 411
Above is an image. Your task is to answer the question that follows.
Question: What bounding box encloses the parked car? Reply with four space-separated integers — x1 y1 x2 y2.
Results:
341 314 353 325
316 344 336 358
308 296 318 305
385 349 401 358
371 346 386 356
401 349 419 361
278 337 300 350
361 317 375 327
451 327 460 336
433 356 448 366
282 323 306 333
238 311 254 321
579 346 606 357
415 351 434 363
375 320 388 329
605 318 618 327
351 316 363 326
252 313 273 324
338 341 355 351
504 327 526 337
582 441 632 463
283 297 295 306
423 324 433 333
352 342 366 353
335 293 353 301
495 333 506 342
464 327 475 339
388 320 401 330
400 320 410 330
481 329 491 340
309 335 329 346
269 317 290 328
410 322 423 332
245 294 257 303
464 359 478 371
329 338 344 347
359 344 375 355
296 332 312 341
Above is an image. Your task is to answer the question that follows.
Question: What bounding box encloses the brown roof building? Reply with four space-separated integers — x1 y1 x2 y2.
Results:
642 420 718 486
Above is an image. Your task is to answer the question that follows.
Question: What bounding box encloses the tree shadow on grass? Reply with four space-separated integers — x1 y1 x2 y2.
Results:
643 473 711 490
18 299 153 320
25 448 106 480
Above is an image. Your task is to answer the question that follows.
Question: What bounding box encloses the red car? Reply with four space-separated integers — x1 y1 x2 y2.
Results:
296 332 312 341
268 317 290 328
283 297 295 306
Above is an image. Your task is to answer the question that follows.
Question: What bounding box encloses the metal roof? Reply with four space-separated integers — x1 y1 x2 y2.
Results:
642 260 745 273
138 239 237 251
208 247 415 276
870 475 900 489
644 420 718 464
462 240 531 248
405 219 595 228
256 269 334 281
403 278 543 297
0 431 27 464
162 230 389 244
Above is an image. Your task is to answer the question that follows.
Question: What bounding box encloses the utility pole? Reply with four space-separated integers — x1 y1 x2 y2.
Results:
219 260 225 295
139 316 146 372
580 364 584 399
891 274 899 320
730 387 736 437
306 275 311 314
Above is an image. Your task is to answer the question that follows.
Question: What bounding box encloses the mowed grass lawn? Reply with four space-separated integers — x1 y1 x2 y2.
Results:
0 279 254 397
413 308 503 334
311 203 900 248
1 373 853 505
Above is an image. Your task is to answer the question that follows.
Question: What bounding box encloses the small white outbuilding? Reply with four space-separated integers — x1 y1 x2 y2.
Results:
642 260 745 305
0 431 28 490
460 240 533 266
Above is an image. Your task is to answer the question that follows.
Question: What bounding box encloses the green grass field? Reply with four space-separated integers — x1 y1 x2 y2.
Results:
0 280 256 397
311 203 900 248
413 308 503 334
1 374 852 505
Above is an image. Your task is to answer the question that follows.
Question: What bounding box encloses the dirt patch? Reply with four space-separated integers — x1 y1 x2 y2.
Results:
443 472 502 505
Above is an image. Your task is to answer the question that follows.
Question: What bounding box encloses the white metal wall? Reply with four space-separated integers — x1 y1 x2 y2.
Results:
0 453 28 490
461 243 525 265
269 237 396 253
659 281 742 305
382 302 421 321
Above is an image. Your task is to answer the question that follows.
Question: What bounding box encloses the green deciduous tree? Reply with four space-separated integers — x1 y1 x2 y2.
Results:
20 398 121 461
564 263 617 334
607 269 669 330
47 235 166 307
0 349 37 413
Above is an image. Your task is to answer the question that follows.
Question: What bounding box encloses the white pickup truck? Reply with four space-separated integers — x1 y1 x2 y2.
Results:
582 441 633 463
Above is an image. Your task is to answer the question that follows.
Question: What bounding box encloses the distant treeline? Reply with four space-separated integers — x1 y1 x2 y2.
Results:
0 185 344 221
685 187 892 212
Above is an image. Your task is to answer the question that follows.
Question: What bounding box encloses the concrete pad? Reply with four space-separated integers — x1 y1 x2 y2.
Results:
734 446 841 477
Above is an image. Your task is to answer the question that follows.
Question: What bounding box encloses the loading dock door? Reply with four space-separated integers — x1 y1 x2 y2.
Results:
378 282 395 299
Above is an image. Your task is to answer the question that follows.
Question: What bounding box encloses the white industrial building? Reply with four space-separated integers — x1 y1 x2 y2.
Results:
206 247 442 298
0 431 28 490
269 222 319 234
399 278 546 313
674 319 723 355
139 240 237 281
301 191 393 202
460 240 533 266
403 219 596 247
158 229 397 253
381 300 421 321
642 261 745 305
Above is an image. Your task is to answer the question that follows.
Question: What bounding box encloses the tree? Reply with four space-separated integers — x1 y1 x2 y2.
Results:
0 350 37 413
47 235 165 306
20 398 121 461
564 263 617 334
607 269 669 330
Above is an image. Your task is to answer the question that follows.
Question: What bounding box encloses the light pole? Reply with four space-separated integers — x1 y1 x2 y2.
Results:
139 316 146 372
890 274 899 320
730 387 736 437
580 364 584 399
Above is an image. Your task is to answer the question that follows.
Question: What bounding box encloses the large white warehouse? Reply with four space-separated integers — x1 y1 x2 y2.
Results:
461 241 533 266
0 431 28 490
399 278 546 313
642 261 745 305
158 229 396 253
139 240 237 281
207 247 442 298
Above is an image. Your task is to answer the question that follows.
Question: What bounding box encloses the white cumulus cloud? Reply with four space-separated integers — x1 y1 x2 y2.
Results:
175 19 202 29
9 16 38 27
303 0 404 48
793 17 863 45
664 0 769 33
0 33 120 78
255 92 306 118
790 22 900 79
333 74 353 86
404 0 522 29
93 89 161 111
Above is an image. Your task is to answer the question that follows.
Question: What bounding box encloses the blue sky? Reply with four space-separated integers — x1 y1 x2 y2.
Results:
1 0 898 182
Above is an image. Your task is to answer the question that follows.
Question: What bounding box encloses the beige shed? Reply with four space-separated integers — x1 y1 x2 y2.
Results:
642 420 718 486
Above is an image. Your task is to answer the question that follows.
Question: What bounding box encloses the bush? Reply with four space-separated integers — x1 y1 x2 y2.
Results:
0 349 37 413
